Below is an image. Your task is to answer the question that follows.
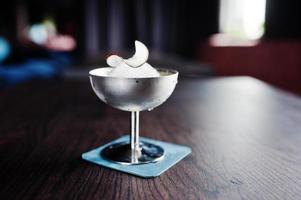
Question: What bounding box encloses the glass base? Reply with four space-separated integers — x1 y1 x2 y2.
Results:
83 135 192 177
101 141 164 165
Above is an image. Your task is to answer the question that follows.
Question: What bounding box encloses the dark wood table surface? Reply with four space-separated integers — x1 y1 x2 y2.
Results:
1 77 301 200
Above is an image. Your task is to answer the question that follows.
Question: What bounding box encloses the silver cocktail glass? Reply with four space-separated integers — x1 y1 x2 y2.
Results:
89 67 178 165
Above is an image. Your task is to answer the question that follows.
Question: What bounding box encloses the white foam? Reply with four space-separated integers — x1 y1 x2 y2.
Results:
109 63 159 78
106 41 160 78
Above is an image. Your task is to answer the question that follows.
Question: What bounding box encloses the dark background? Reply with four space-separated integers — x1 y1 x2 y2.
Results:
0 0 301 93
0 0 219 58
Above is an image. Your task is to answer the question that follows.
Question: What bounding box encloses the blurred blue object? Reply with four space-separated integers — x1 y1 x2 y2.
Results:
0 52 72 88
0 37 11 63
29 24 48 45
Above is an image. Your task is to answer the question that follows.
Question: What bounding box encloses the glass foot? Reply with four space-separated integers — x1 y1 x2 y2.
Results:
101 141 164 165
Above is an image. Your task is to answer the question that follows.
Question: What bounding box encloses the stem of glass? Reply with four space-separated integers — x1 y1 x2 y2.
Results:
130 111 140 162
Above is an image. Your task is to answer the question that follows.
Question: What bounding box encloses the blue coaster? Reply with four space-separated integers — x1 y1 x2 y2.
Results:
82 135 192 178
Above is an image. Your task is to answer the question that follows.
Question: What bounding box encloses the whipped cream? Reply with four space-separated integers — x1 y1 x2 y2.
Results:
106 41 160 78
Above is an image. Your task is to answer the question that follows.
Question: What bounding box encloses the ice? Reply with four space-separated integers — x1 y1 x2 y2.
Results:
107 41 160 78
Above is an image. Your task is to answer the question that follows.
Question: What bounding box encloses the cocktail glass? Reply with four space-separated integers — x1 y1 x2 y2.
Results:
89 67 178 165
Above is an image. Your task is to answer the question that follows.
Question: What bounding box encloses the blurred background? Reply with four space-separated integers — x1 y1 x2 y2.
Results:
0 0 301 94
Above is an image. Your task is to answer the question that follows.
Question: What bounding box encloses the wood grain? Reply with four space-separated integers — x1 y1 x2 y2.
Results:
1 77 301 200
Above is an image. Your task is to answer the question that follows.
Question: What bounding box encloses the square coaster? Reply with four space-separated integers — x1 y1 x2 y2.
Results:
82 135 192 178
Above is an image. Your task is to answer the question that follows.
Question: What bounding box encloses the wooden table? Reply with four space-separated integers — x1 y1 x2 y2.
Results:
1 77 301 200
